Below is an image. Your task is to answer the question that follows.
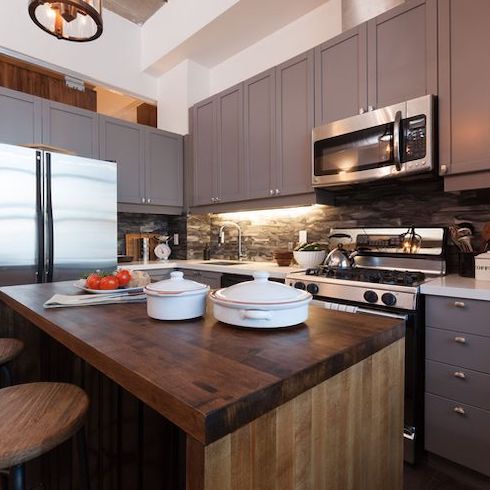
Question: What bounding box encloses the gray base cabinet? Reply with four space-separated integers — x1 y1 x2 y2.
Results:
425 295 490 477
0 87 42 146
182 269 221 289
439 0 490 190
42 100 99 158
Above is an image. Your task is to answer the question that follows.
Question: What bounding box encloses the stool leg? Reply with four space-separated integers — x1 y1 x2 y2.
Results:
76 429 91 490
11 464 25 490
0 365 13 387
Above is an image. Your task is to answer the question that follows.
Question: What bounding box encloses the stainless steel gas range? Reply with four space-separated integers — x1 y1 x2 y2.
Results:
286 227 448 464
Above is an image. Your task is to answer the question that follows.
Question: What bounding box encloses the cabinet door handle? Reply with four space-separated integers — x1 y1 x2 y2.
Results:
359 107 366 115
269 189 274 196
147 198 151 204
368 105 375 111
275 189 280 195
453 406 466 416
141 197 146 203
440 164 448 175
454 336 467 344
454 301 465 308
211 197 216 203
453 371 466 380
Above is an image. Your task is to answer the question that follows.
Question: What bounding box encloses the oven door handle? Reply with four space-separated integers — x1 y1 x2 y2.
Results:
357 307 408 321
393 110 402 171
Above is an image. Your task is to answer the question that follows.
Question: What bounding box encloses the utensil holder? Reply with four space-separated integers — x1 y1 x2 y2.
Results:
458 252 477 278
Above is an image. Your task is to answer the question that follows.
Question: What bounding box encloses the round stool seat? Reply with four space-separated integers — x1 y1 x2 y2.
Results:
0 339 23 365
0 383 89 470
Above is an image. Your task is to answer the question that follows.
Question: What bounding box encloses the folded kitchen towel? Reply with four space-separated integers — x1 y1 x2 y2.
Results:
44 292 147 308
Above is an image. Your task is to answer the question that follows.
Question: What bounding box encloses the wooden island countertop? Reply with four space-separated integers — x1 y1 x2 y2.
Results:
0 281 405 489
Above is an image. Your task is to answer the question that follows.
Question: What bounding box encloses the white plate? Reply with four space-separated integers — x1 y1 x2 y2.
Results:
74 280 144 295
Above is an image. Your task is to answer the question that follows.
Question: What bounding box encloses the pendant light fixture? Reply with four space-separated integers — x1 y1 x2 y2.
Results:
28 1 103 42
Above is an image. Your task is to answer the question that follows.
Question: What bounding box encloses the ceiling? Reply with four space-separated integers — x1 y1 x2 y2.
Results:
104 0 166 25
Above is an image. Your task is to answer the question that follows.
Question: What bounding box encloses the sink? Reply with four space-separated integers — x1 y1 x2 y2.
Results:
199 261 245 266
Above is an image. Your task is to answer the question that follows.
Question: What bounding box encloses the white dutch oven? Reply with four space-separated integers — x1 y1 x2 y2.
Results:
145 271 209 320
210 271 312 328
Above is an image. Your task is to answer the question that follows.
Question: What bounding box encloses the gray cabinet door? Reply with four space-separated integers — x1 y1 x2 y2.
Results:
314 25 368 126
0 87 42 146
192 97 217 206
244 69 276 199
145 128 183 207
99 116 145 204
42 100 99 158
216 84 246 203
367 0 437 109
276 50 314 197
439 0 490 177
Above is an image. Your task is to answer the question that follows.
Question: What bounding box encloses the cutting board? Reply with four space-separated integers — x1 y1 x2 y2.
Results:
125 233 160 261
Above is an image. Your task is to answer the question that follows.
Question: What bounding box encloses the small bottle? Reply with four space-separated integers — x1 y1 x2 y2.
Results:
203 243 211 261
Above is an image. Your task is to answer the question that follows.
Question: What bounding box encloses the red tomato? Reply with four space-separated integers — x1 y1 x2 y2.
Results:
99 276 119 290
86 273 102 290
116 269 131 286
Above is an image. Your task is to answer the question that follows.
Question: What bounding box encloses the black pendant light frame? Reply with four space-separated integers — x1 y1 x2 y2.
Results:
28 0 103 42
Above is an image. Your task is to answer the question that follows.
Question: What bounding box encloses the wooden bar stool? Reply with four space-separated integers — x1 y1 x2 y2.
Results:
0 382 90 490
0 339 23 387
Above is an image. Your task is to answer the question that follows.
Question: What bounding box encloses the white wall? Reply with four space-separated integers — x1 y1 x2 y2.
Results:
209 0 342 95
157 60 210 134
0 3 157 100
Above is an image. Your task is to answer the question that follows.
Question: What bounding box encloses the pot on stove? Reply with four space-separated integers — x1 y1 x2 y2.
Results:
324 244 358 268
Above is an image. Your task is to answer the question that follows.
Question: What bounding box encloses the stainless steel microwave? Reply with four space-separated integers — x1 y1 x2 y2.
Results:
312 95 435 188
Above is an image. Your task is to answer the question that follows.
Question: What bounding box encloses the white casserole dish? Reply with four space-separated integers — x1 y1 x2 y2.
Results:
210 271 312 328
144 271 209 320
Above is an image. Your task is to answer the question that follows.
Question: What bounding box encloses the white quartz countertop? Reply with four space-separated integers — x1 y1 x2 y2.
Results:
121 259 304 279
421 274 490 301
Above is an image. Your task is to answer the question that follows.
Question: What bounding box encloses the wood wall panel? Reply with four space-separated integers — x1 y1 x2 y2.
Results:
0 55 96 111
197 339 404 490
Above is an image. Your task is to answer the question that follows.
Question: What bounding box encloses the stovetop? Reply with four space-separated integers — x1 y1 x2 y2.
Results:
304 266 427 287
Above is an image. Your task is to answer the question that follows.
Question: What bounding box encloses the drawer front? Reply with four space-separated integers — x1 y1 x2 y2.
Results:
426 327 490 374
426 360 490 411
425 393 490 476
426 295 490 336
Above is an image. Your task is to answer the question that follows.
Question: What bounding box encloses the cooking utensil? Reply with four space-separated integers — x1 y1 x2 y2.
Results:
145 271 209 320
210 271 311 328
324 245 358 268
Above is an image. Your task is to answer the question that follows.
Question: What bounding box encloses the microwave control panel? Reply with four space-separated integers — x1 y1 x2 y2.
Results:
403 115 427 162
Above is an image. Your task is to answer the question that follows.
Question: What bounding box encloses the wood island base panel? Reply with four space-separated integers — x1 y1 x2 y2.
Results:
0 281 405 489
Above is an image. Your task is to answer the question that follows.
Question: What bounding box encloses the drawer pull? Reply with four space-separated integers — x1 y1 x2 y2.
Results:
453 371 466 380
454 336 467 344
454 301 465 308
453 406 466 416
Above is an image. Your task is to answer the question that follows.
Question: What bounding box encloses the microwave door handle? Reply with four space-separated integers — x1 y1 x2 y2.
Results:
393 110 402 171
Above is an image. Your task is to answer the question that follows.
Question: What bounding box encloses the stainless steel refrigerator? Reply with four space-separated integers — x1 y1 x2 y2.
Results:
0 143 117 287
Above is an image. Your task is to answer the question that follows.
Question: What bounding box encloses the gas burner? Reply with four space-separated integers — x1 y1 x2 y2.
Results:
307 266 426 287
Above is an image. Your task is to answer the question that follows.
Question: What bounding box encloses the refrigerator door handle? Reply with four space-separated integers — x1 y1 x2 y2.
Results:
35 151 44 283
45 153 54 283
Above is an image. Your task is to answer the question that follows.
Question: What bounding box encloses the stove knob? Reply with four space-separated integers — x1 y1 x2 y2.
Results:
363 290 379 303
306 283 319 295
294 282 306 290
382 293 397 306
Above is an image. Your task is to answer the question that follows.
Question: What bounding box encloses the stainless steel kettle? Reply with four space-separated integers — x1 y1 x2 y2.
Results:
324 244 358 268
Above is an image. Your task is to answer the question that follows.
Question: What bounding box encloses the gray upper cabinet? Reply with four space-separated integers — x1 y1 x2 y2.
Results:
42 100 99 158
192 97 217 206
367 0 437 109
145 128 183 207
244 69 276 200
0 87 42 146
99 116 145 204
216 84 246 203
276 50 314 196
439 0 490 186
315 25 368 125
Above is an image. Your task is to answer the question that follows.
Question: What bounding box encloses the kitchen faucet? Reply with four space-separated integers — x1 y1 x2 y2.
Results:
218 222 246 261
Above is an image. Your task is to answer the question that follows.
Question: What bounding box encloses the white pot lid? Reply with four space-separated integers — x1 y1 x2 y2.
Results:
214 271 310 305
145 271 208 295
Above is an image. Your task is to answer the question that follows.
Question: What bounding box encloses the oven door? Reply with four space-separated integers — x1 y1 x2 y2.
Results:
311 299 422 464
312 103 405 187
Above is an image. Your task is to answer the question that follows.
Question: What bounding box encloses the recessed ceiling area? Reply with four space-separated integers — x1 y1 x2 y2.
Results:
105 0 166 25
